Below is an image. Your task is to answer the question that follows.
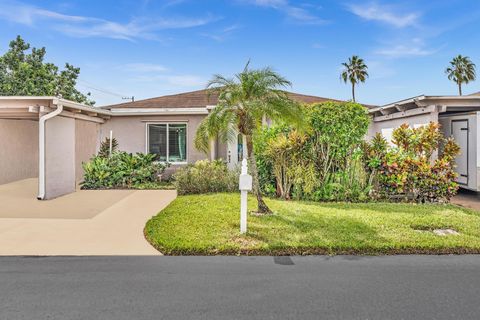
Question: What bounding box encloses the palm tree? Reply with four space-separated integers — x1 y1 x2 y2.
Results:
445 55 476 95
341 55 369 102
195 61 302 214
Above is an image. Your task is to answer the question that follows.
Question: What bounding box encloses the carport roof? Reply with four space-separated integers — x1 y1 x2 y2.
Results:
0 96 111 121
370 94 480 122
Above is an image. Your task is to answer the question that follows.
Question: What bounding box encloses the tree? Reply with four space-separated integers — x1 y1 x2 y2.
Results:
0 35 94 105
445 55 476 96
194 61 302 214
340 55 368 102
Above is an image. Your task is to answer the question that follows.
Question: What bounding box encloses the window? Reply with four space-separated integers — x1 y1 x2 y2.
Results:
147 123 187 162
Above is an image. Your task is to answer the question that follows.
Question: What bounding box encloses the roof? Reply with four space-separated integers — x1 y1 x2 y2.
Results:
101 89 345 109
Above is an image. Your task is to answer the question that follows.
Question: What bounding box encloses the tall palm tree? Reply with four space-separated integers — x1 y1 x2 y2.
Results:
195 61 302 214
445 55 476 96
341 55 369 102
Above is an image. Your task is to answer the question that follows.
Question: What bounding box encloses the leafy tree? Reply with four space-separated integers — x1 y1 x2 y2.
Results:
194 61 303 214
445 55 476 95
340 55 368 102
0 35 94 105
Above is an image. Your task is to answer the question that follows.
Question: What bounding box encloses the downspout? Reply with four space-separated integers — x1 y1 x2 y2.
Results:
37 104 63 200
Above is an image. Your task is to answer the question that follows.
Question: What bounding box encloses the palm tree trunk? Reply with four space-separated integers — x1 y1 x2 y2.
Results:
352 83 356 102
246 135 272 214
458 82 462 96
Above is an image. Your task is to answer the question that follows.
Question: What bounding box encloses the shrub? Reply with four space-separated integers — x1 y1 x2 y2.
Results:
82 152 167 189
254 101 371 202
173 160 239 195
98 137 119 158
363 122 460 202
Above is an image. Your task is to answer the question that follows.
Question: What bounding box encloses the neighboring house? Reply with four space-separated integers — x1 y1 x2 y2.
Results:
368 92 480 191
0 90 341 199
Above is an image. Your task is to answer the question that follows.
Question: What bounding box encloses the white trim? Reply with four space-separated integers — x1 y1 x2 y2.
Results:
145 122 188 165
110 107 208 115
140 119 189 122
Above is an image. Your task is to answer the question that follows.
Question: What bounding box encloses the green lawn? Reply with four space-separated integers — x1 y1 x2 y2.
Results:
144 193 480 255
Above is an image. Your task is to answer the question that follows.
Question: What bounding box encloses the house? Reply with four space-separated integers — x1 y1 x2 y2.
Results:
0 90 340 199
368 92 480 191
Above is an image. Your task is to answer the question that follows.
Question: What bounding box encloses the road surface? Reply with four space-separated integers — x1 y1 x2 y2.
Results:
1 255 479 319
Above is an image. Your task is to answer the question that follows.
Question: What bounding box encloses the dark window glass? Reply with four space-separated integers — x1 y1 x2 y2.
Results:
168 124 187 162
148 124 167 161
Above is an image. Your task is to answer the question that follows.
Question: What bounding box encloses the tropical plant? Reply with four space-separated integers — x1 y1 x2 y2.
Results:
98 137 119 158
340 55 368 102
363 123 460 202
82 152 167 189
194 61 303 214
255 101 371 202
0 35 94 105
445 55 476 95
173 160 239 195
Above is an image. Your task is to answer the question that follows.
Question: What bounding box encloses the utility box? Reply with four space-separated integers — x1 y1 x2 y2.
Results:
439 112 479 191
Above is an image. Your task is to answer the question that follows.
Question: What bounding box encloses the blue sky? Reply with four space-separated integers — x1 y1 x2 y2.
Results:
1 0 480 106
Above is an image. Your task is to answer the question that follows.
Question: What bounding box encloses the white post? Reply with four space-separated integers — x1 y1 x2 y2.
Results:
239 158 252 234
109 130 113 156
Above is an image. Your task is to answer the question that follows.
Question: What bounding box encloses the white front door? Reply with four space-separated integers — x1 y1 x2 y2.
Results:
451 120 469 185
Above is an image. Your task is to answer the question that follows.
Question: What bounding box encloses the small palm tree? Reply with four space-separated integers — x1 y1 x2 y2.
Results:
445 55 476 95
195 61 302 214
341 55 369 102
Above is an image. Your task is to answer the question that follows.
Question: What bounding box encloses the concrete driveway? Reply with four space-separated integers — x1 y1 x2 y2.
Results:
0 179 176 255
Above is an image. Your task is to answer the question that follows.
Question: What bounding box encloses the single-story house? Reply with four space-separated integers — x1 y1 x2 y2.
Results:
368 92 480 191
0 90 340 199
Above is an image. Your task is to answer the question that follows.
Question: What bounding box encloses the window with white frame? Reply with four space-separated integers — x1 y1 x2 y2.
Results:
147 123 187 162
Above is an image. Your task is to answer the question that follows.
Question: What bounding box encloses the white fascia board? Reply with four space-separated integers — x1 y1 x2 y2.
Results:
369 95 426 114
110 107 209 115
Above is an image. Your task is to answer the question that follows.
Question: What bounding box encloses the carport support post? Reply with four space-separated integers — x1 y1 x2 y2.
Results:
38 103 64 200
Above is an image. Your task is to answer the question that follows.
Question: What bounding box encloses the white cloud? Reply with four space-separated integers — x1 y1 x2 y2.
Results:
132 74 206 87
244 0 326 25
375 46 434 58
121 63 169 73
347 2 419 28
201 24 241 42
375 39 436 58
0 0 216 41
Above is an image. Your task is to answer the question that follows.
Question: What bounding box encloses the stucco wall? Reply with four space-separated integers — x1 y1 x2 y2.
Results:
367 112 438 141
99 115 209 164
75 120 99 182
45 116 76 199
0 119 38 185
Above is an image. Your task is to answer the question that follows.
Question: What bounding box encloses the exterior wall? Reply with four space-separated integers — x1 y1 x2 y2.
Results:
75 120 100 182
99 115 209 164
44 116 76 199
0 119 38 184
367 112 439 142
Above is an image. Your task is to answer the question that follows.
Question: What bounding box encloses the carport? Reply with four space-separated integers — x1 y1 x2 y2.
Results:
0 97 110 199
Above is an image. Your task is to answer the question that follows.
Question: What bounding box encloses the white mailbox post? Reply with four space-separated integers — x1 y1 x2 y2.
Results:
239 158 253 234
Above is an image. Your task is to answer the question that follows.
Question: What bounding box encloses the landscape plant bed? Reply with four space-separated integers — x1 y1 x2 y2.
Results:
144 193 480 255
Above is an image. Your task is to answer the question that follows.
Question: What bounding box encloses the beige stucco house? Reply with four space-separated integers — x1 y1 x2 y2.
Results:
0 90 338 199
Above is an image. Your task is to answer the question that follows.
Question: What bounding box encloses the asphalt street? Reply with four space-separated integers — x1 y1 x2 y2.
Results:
1 255 479 320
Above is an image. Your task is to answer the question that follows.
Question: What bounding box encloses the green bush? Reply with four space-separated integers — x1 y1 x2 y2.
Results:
82 152 168 189
254 101 371 202
98 137 119 158
363 123 460 202
173 160 239 195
